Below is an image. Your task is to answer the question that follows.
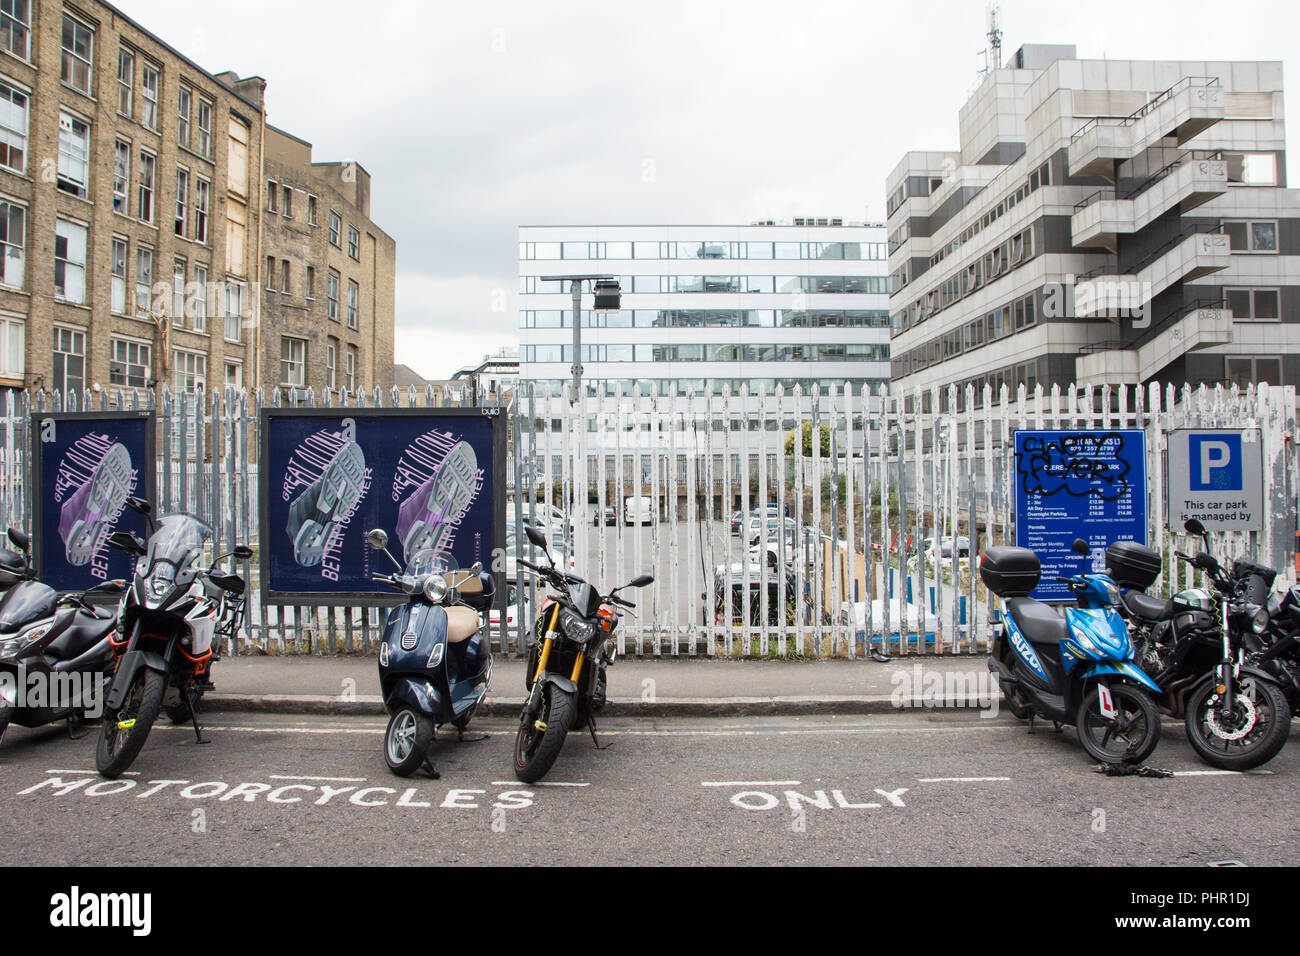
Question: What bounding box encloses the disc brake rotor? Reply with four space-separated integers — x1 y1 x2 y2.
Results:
1205 692 1257 741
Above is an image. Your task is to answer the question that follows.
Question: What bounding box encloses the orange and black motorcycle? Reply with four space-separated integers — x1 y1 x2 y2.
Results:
513 524 651 783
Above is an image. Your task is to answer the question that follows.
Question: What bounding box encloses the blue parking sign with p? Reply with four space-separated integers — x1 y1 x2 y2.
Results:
1189 434 1242 491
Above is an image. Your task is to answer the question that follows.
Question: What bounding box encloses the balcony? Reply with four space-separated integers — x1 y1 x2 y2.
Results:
1071 155 1228 250
1075 303 1233 386
1074 229 1231 320
1068 77 1224 180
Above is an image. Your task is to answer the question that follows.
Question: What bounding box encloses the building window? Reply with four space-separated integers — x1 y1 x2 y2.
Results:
347 280 358 329
281 259 290 293
0 199 23 290
53 327 84 395
0 79 27 173
348 225 360 260
196 98 212 157
177 85 191 148
135 246 153 316
138 151 155 223
267 180 278 214
109 338 149 388
1227 356 1282 389
225 280 243 342
265 255 276 290
327 269 340 320
57 112 89 198
306 265 315 298
112 140 130 213
117 48 132 116
1225 288 1280 320
141 64 158 130
346 347 356 391
1 0 30 60
172 259 185 326
60 14 93 95
282 185 292 218
110 237 127 313
194 178 209 243
307 195 317 225
54 220 86 304
192 263 207 332
1224 220 1278 253
224 360 241 388
326 338 337 388
328 211 341 247
172 349 205 392
0 312 22 378
175 167 188 237
281 336 306 387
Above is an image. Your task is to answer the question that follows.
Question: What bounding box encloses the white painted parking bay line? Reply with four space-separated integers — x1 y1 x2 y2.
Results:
1172 769 1275 776
269 774 369 783
46 769 140 776
701 781 802 787
491 780 590 787
917 776 1011 783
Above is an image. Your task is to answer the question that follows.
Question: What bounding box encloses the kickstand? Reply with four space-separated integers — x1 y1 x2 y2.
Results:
1053 720 1063 733
1027 712 1036 735
66 713 88 740
422 758 441 780
188 689 208 744
587 716 611 751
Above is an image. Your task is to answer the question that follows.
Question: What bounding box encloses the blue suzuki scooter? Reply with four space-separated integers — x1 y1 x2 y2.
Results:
367 529 494 777
984 538 1162 764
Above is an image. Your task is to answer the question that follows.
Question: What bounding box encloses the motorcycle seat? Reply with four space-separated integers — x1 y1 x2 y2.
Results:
446 605 479 644
1007 597 1067 646
1121 590 1170 621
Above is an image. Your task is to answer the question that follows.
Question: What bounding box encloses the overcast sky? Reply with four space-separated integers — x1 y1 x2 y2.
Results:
116 0 1300 380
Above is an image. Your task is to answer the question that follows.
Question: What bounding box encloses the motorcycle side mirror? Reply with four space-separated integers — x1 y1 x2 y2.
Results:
1071 538 1090 557
7 527 28 552
631 573 654 587
524 525 548 550
366 529 389 550
107 531 146 556
126 497 152 516
233 545 254 560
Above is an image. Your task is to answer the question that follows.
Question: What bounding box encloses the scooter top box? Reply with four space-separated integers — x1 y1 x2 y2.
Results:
979 547 1040 598
1105 540 1160 590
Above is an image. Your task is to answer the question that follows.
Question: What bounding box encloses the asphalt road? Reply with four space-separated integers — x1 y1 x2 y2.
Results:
2 710 1296 866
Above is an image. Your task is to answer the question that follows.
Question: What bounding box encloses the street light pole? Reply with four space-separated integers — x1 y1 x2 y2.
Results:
570 278 583 401
540 274 620 405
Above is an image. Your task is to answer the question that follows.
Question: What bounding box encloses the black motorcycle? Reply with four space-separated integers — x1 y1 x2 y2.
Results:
0 527 125 744
1117 519 1291 770
1248 583 1300 715
513 524 652 783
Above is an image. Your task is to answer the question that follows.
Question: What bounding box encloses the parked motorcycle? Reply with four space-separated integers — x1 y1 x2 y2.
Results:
367 528 494 777
984 538 1162 764
1117 520 1291 770
1248 582 1300 715
513 523 651 783
0 525 125 743
95 499 251 778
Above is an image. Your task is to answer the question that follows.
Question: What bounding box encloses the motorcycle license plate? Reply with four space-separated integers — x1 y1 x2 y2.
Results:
1097 684 1116 720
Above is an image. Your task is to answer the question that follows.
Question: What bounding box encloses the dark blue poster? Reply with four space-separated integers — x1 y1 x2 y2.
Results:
31 411 155 592
260 408 505 602
1013 428 1147 603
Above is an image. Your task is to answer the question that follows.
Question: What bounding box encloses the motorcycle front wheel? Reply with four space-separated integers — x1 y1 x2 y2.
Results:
96 669 166 778
0 702 12 743
1185 676 1290 771
513 684 573 784
384 707 434 777
1075 682 1160 765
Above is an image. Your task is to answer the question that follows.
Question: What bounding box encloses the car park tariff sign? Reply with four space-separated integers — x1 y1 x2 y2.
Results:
30 411 155 592
1013 429 1147 603
259 408 505 602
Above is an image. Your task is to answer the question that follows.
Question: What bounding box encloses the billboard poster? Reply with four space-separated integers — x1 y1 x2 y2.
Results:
259 408 505 602
30 411 155 592
1013 428 1147 603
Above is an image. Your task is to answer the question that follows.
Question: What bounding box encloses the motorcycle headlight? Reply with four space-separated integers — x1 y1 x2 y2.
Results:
1248 605 1269 634
0 622 53 657
560 608 597 644
148 565 174 600
422 574 448 604
1100 581 1121 607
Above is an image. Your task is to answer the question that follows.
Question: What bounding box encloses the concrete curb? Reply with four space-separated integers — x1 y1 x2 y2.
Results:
203 692 1000 718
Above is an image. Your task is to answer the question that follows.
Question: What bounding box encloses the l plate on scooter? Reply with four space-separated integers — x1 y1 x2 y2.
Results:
1097 683 1117 720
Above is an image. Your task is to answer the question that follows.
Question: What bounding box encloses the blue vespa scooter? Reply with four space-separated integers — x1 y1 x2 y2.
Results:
367 528 494 777
984 537 1163 765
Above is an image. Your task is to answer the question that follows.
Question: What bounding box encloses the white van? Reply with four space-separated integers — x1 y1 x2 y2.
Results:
624 496 654 526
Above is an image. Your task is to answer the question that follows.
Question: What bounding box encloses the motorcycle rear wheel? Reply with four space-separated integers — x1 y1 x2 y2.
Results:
1075 682 1160 765
96 669 166 779
384 707 434 777
513 684 573 784
0 703 12 743
1185 676 1290 771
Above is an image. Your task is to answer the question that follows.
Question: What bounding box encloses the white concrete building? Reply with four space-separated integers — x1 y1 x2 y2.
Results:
518 222 891 398
887 44 1300 408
